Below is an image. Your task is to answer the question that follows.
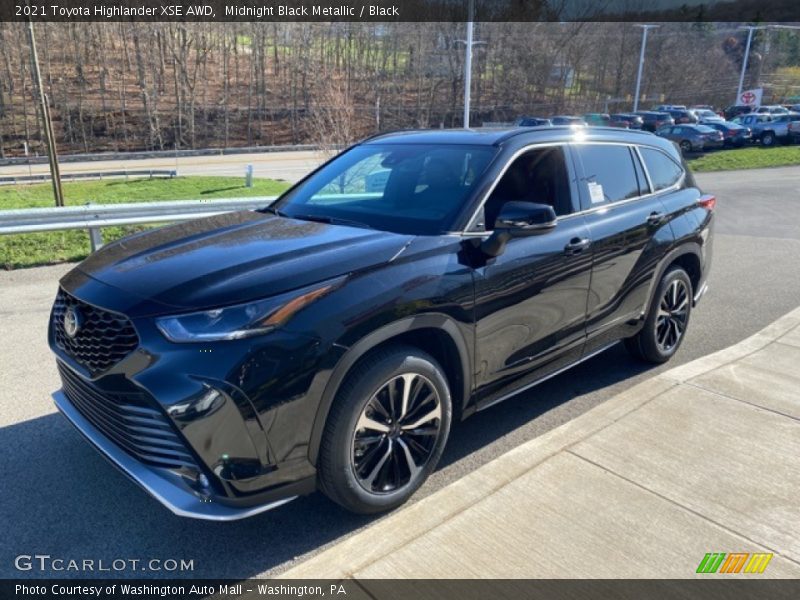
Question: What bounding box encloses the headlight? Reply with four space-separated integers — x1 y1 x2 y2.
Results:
156 278 343 343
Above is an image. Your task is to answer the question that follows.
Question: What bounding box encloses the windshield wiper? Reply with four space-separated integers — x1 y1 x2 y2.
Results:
288 214 373 230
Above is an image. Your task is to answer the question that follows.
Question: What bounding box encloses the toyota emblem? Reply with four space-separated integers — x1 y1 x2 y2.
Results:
63 307 82 338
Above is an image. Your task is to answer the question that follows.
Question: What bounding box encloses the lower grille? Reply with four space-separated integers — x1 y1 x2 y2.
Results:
58 362 200 472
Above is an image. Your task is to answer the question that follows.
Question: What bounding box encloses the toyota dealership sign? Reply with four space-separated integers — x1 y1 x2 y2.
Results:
739 88 763 107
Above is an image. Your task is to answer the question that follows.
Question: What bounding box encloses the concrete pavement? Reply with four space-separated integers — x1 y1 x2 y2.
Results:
282 307 800 579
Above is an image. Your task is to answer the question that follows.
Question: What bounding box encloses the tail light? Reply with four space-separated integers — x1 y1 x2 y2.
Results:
698 194 716 211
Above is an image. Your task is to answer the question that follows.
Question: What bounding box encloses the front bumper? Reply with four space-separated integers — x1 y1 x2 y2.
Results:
54 390 297 521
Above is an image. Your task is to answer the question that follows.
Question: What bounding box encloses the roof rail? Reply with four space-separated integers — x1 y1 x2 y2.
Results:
358 128 426 144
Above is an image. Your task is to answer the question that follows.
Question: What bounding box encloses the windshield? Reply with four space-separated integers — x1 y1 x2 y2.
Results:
273 144 497 235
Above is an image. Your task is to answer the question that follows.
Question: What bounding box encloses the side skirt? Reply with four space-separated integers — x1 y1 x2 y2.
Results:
476 341 620 413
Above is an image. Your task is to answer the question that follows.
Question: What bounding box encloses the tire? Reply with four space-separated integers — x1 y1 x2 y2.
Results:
318 344 452 514
679 140 692 154
625 267 693 364
761 131 775 147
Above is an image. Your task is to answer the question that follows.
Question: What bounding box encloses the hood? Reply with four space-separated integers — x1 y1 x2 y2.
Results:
74 211 413 313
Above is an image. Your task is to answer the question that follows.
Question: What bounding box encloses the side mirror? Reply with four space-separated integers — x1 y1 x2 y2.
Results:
494 201 558 235
481 201 557 258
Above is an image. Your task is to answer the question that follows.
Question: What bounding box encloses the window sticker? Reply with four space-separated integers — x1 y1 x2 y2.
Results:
588 181 605 204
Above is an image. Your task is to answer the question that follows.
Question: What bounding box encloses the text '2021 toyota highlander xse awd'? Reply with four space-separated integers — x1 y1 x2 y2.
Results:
49 127 714 519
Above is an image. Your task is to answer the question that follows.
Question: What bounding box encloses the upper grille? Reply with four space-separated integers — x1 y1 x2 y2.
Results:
52 289 139 375
58 362 200 472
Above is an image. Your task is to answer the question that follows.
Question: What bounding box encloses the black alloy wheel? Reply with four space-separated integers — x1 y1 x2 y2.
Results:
655 278 690 353
318 345 452 514
351 372 442 494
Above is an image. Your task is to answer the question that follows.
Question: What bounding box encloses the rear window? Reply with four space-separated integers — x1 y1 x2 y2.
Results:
640 148 684 192
574 144 640 206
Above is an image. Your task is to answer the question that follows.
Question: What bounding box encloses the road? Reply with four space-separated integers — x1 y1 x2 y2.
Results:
0 150 324 183
1 166 800 579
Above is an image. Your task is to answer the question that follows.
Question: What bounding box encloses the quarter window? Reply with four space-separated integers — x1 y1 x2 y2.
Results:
574 144 640 206
640 147 684 192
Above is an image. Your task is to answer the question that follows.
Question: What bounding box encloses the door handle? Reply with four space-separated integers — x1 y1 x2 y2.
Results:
564 237 591 255
647 211 666 226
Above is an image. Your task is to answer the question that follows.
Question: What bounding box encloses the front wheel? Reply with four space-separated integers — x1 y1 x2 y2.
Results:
318 345 452 514
761 132 775 147
679 140 692 153
625 267 693 364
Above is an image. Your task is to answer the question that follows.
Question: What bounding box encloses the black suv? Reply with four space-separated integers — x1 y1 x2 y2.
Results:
50 128 714 519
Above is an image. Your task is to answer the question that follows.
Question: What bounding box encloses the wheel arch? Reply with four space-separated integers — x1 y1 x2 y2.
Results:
307 314 472 465
644 244 703 318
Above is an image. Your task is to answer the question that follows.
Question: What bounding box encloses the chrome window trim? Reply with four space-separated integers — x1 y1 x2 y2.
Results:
632 145 654 194
462 141 570 233
457 139 686 237
636 144 686 194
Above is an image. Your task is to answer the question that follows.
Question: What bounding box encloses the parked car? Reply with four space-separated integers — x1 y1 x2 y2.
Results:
754 105 790 115
724 105 754 120
514 116 552 127
550 115 587 126
634 111 675 132
693 109 725 124
667 109 699 124
656 124 724 153
703 122 752 147
734 113 771 127
788 120 800 143
49 127 714 518
655 104 687 111
749 112 800 146
583 113 628 128
610 113 644 129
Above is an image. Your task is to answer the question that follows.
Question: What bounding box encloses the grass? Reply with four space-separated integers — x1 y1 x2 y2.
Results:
0 176 291 270
687 144 800 172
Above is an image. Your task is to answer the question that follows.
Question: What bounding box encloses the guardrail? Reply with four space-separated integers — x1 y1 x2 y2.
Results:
0 169 177 186
0 197 277 251
0 143 328 167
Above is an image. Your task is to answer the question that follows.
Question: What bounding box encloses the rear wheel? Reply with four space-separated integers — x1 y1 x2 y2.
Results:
318 345 452 514
679 140 692 153
625 267 693 364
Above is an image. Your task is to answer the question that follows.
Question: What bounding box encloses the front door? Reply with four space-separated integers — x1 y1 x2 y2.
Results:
471 146 593 408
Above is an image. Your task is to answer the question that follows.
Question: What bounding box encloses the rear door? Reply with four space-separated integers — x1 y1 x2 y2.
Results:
572 143 674 352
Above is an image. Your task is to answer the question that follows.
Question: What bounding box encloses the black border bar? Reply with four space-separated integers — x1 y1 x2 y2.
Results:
3 579 800 600
3 0 800 23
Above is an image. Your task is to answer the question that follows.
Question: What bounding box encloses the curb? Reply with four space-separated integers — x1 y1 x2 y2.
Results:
280 306 800 579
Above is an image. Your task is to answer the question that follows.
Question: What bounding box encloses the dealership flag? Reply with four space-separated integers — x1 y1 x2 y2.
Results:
738 88 763 107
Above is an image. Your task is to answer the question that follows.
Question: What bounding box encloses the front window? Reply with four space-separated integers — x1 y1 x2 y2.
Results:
274 144 497 235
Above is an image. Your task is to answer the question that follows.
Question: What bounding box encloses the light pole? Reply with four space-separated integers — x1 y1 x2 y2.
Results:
26 18 64 207
633 25 659 113
457 0 484 129
736 25 767 105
